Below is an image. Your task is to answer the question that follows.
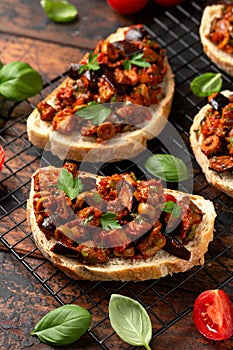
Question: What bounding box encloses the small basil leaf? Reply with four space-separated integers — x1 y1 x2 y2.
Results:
78 53 100 74
41 0 78 23
0 62 43 102
162 201 182 217
31 304 92 346
76 103 111 125
100 212 121 230
190 72 222 98
144 154 189 182
109 294 152 349
123 53 151 71
57 168 84 200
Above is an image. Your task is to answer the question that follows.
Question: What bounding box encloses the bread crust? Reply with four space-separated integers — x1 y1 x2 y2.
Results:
200 4 233 76
27 26 175 162
190 90 233 197
27 168 216 281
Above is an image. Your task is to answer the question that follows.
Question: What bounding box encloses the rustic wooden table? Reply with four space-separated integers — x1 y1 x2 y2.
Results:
0 1 233 349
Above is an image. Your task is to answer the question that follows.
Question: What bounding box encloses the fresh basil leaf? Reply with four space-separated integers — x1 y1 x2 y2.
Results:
31 304 91 346
76 103 111 125
144 154 189 182
57 168 84 200
230 137 233 146
124 53 151 71
109 294 152 349
162 201 182 217
0 62 43 102
78 53 100 74
40 0 78 23
123 60 131 71
100 212 121 230
190 72 222 98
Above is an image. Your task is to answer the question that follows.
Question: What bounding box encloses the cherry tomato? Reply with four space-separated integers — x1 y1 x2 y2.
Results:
107 0 148 15
193 289 233 341
153 0 184 7
0 145 5 171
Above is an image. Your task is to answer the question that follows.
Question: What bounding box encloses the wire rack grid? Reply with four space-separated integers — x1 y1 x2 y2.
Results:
0 1 233 349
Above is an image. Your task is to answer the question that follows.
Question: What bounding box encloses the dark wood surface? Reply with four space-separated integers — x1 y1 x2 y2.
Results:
0 1 233 349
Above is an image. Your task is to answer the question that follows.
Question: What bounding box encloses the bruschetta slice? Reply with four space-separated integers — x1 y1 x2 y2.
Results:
190 90 233 197
200 4 233 76
27 24 175 162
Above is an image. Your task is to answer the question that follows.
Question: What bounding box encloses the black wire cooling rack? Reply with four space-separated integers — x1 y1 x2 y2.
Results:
0 1 233 349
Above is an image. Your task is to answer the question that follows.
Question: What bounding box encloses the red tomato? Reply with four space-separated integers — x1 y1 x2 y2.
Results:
153 0 184 7
165 193 176 203
107 0 148 15
193 289 233 341
0 145 5 171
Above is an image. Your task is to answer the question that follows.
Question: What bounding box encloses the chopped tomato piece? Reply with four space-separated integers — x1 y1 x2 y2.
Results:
164 193 176 203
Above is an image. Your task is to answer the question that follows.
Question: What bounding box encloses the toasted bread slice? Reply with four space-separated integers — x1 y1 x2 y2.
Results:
27 167 216 281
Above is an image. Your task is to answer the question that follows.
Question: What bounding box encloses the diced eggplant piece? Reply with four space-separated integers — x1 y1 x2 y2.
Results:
209 93 230 112
51 242 79 258
163 231 191 261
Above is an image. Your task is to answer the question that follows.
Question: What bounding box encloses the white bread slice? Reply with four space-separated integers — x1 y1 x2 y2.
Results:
27 167 216 281
200 4 233 77
27 26 175 162
190 90 233 197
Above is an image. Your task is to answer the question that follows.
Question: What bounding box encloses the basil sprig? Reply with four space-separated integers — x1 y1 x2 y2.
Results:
190 72 222 98
144 154 189 182
100 212 121 230
109 294 152 350
40 0 78 23
76 102 111 125
31 304 92 346
78 53 100 74
57 168 84 200
0 62 43 102
124 53 151 71
162 201 182 217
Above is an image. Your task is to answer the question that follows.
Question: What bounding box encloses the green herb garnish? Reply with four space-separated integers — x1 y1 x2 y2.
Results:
109 294 152 350
100 212 121 230
162 201 182 217
78 53 100 74
190 72 222 98
31 304 91 346
0 62 43 102
230 137 233 146
57 168 84 200
144 154 189 182
40 0 78 23
123 53 151 71
76 102 111 125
